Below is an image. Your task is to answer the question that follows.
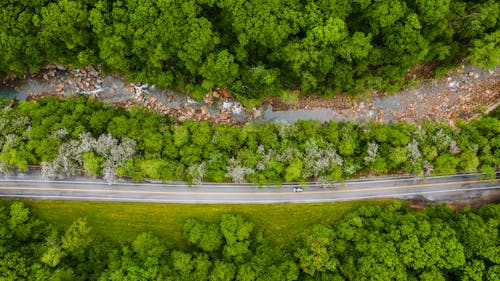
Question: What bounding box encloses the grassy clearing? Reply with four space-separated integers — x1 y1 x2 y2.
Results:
6 199 398 247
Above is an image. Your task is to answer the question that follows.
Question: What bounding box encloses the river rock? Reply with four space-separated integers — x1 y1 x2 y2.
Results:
55 83 65 92
124 85 135 94
201 106 209 116
86 65 99 77
26 92 38 101
252 108 261 119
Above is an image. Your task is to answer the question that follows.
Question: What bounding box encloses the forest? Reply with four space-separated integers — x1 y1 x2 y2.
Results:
1 200 499 280
1 0 499 102
0 96 499 185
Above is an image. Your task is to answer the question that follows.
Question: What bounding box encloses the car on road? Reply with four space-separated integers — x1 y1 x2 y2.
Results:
292 187 304 192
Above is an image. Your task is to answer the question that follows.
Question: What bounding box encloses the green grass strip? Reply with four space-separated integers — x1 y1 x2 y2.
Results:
6 199 398 247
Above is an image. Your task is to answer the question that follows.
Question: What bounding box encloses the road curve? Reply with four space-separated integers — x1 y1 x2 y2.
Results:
0 172 499 204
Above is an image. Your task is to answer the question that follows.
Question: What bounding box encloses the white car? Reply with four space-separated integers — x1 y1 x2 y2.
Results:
292 187 304 192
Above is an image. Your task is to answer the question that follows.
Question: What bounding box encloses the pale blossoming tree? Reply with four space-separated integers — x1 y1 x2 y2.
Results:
225 158 254 183
40 131 136 184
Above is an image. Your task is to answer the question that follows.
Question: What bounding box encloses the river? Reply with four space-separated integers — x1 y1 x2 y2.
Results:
1 64 498 124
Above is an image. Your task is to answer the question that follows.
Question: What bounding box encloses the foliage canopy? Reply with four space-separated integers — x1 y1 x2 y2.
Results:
1 0 499 101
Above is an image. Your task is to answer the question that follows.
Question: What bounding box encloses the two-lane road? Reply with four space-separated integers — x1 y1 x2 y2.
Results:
0 172 499 203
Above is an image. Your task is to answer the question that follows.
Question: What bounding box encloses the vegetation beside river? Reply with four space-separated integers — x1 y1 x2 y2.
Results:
1 96 499 185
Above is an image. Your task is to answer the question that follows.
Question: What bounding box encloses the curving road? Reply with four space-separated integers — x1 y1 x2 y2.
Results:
0 172 499 203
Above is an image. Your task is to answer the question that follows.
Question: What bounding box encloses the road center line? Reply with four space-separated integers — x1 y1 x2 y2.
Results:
1 186 499 203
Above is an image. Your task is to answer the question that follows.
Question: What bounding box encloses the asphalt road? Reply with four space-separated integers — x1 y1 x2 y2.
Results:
0 172 499 204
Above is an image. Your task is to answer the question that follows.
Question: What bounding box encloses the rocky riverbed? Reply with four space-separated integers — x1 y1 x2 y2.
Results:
1 64 498 125
267 65 500 125
1 65 254 124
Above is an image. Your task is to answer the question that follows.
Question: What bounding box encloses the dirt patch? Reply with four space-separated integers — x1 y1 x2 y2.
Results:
408 189 500 209
405 61 442 81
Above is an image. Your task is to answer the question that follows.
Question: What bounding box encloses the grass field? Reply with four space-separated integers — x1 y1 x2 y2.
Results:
5 199 398 247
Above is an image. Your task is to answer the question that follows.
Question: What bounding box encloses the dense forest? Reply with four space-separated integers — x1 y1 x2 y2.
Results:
1 201 500 280
1 0 499 102
0 96 498 185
